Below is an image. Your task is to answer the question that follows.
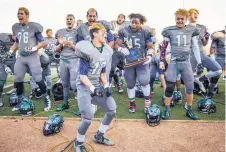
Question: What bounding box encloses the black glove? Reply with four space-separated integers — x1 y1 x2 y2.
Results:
91 87 105 97
196 63 204 75
104 87 112 97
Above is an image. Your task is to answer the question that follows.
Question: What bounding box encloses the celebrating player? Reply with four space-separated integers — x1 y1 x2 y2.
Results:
210 29 226 80
188 8 222 98
74 23 116 152
0 33 16 107
55 14 78 112
11 7 51 111
159 9 203 120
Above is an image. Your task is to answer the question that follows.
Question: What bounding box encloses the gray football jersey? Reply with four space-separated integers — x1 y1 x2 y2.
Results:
0 33 14 60
55 28 77 59
44 37 57 54
110 21 130 33
195 24 207 50
12 22 43 55
213 34 226 57
75 41 113 86
162 25 199 60
76 20 111 41
118 26 153 52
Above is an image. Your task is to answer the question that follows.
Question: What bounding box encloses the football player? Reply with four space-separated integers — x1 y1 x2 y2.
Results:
210 29 226 80
43 29 57 96
188 8 222 98
55 14 78 112
159 9 203 120
76 8 114 48
116 13 154 113
11 7 51 111
0 33 16 107
74 23 116 152
76 19 83 27
109 13 130 93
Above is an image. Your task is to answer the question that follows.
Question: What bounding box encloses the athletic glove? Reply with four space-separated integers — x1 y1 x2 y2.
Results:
203 32 210 41
4 65 13 75
104 87 112 97
196 63 204 75
90 86 105 97
118 47 130 56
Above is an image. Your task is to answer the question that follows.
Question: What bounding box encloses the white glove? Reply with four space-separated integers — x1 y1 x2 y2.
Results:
143 56 152 65
118 47 130 56
4 65 13 75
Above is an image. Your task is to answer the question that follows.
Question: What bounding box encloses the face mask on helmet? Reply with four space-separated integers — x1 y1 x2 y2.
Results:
172 91 183 104
146 104 162 127
197 98 216 114
52 83 63 101
34 87 43 99
9 93 19 106
43 114 64 136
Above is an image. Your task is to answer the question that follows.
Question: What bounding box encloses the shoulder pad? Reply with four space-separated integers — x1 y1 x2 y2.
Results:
30 22 43 33
211 31 225 40
99 20 111 31
76 41 96 56
162 26 175 38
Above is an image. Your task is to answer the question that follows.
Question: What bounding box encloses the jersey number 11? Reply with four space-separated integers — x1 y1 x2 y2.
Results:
176 35 186 47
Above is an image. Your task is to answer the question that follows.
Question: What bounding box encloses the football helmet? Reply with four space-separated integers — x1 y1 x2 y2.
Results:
172 91 182 104
9 92 19 106
145 104 162 127
197 98 216 114
43 113 64 136
52 83 63 101
19 97 35 116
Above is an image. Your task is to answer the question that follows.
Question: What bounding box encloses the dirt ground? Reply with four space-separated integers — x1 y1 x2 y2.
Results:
0 117 225 152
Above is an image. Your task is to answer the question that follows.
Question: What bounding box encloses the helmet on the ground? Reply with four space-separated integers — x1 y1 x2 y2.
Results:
145 104 162 127
19 97 35 116
9 92 18 106
197 98 216 114
172 91 182 104
52 83 63 101
43 113 64 136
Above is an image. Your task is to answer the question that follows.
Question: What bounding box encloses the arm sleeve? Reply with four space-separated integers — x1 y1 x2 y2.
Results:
192 36 201 64
210 40 217 48
79 58 89 75
107 31 114 42
159 38 169 61
35 32 44 42
101 66 106 73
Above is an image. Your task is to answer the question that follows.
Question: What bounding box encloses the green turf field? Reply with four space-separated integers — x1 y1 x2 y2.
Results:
0 69 225 120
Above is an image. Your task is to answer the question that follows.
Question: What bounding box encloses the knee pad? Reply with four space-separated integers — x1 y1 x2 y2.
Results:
36 80 47 94
215 69 222 76
78 118 92 135
127 82 136 89
106 110 116 118
210 77 219 84
185 82 194 94
165 81 175 97
14 82 24 96
139 78 150 86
